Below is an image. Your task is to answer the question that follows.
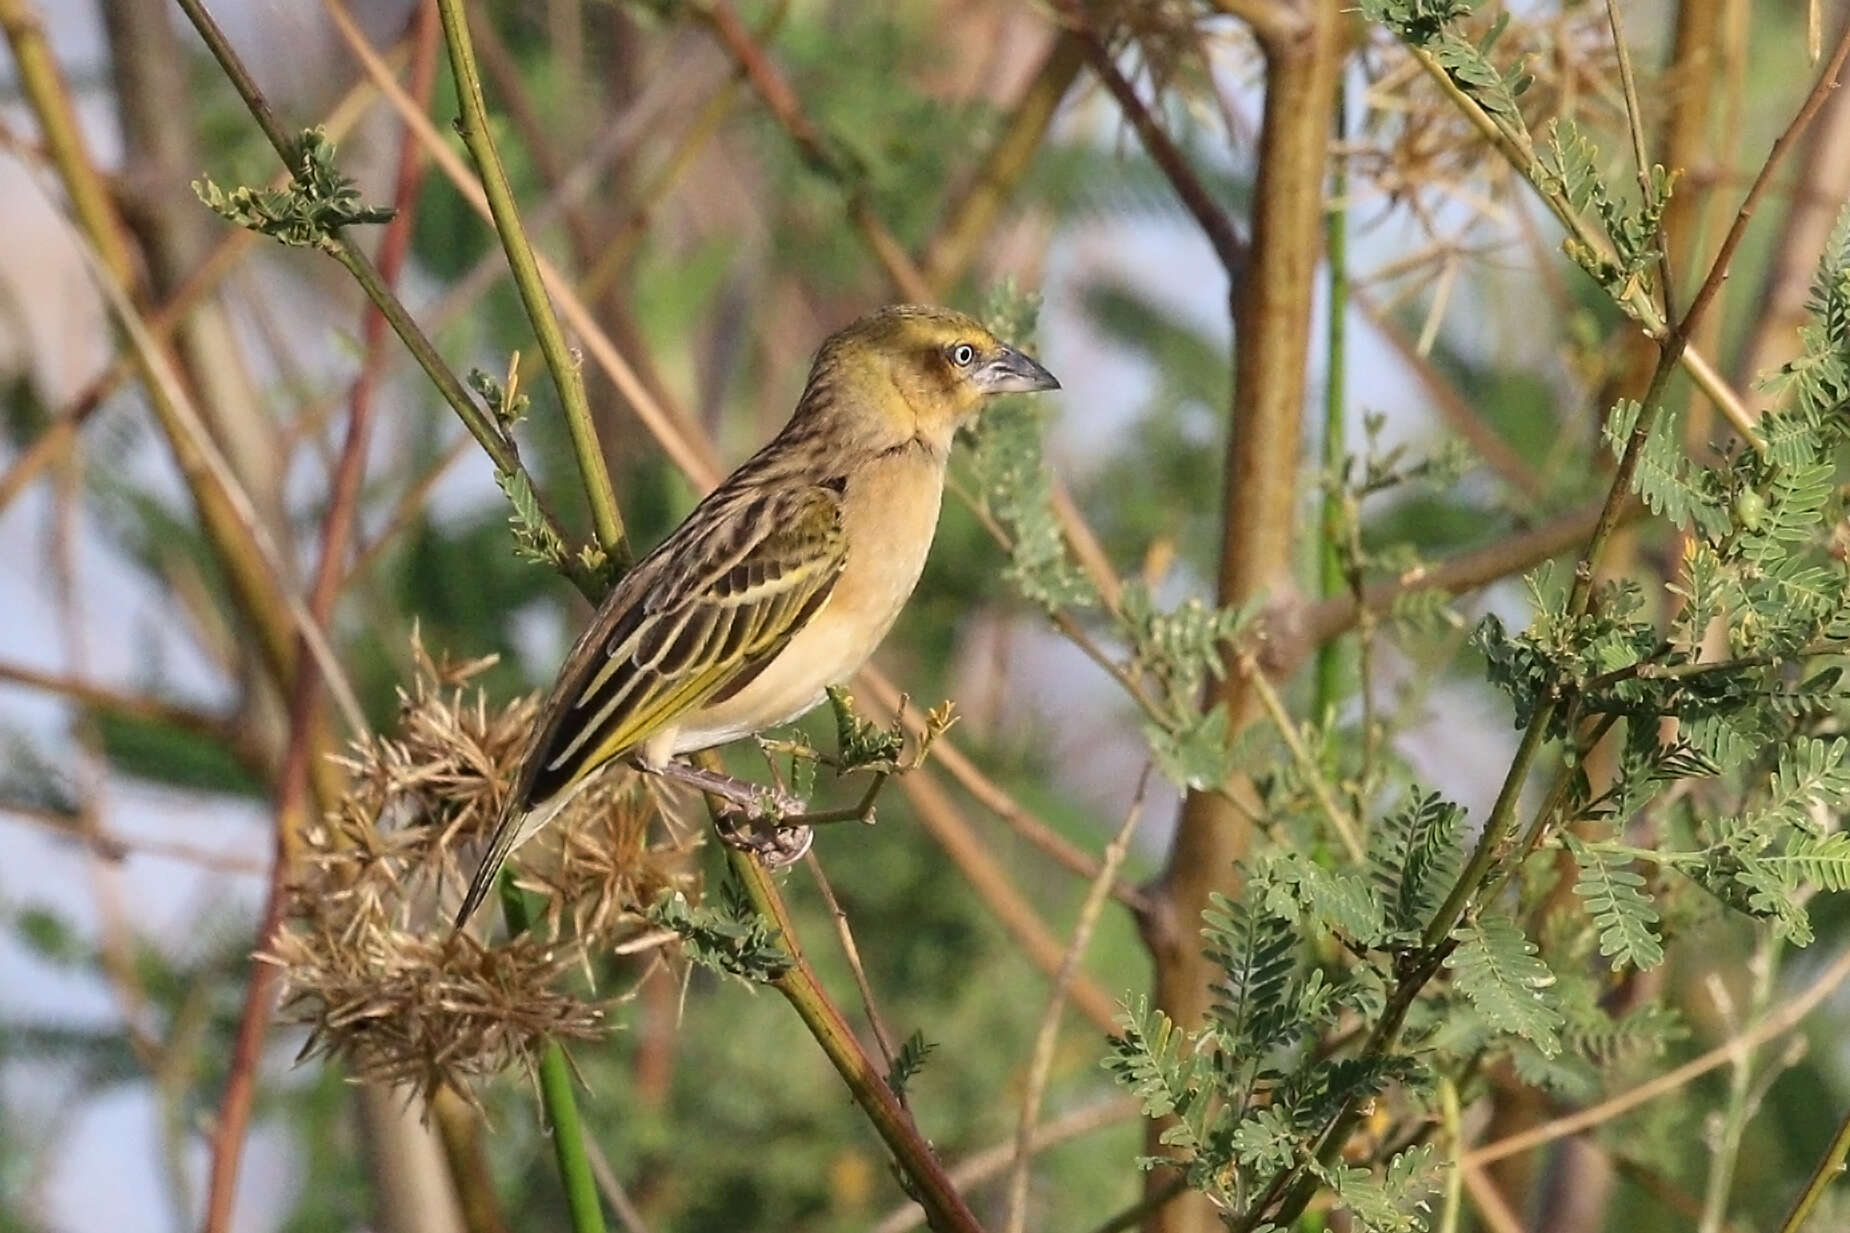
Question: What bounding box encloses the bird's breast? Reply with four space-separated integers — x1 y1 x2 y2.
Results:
667 452 946 753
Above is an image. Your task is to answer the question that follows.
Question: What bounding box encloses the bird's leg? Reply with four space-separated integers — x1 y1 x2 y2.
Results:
635 756 805 816
635 756 813 868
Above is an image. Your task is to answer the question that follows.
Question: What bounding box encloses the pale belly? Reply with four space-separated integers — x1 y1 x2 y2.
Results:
644 454 943 760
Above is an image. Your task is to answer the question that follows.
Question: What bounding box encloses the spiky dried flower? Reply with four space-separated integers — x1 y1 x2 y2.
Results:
266 637 693 1101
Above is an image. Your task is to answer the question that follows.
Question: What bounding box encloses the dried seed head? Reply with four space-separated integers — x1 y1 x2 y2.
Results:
270 636 692 1100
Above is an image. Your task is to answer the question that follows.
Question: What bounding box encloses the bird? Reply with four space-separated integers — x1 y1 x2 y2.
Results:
452 304 1060 930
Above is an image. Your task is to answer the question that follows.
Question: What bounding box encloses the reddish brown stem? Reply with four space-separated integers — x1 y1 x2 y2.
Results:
199 8 442 1230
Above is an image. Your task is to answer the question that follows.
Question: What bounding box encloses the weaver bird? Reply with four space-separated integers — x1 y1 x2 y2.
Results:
454 305 1059 929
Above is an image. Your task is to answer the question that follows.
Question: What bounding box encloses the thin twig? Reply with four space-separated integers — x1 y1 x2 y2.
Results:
319 0 720 488
1403 43 1759 445
1467 940 1850 1165
582 1135 657 1233
1238 649 1364 861
871 1098 1139 1233
1701 938 1781 1233
1005 768 1150 1233
1461 1161 1530 1233
1047 0 1247 277
174 0 596 597
1776 1107 1850 1233
1603 0 1678 327
725 847 986 1233
1674 19 1850 350
920 32 1086 289
803 850 903 1092
67 221 368 740
0 804 270 875
695 0 933 301
889 768 1123 1035
4 0 311 694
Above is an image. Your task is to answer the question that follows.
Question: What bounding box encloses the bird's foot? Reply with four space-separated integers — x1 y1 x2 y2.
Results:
715 813 814 868
637 757 812 866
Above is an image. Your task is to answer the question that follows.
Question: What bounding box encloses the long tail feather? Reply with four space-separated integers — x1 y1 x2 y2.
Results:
451 788 573 933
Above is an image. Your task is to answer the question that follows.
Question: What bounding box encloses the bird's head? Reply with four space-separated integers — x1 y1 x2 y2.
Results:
798 304 1060 459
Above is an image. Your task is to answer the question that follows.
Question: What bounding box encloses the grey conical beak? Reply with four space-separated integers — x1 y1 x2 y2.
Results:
976 345 1060 394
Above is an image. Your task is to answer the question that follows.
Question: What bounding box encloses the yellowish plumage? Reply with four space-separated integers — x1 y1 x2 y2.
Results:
453 305 1059 929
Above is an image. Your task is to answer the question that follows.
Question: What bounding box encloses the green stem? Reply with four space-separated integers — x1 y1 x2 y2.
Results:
433 0 628 565
1313 80 1348 724
498 876 608 1233
1777 1107 1850 1233
170 0 597 600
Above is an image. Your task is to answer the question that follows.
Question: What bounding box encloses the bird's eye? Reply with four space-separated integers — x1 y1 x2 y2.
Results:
949 343 977 367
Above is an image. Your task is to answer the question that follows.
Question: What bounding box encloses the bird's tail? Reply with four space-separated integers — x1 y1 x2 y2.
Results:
451 788 575 934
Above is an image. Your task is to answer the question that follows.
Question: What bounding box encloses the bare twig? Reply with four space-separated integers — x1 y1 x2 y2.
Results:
1777 1107 1850 1233
0 803 269 876
872 1098 1139 1233
319 0 720 487
726 847 986 1233
1461 1161 1531 1233
1237 650 1363 861
803 850 903 1091
176 0 596 597
889 764 1123 1034
695 0 934 302
1675 19 1850 353
1048 0 1247 277
1403 44 1759 444
920 32 1086 289
583 1136 658 1233
1467 940 1850 1165
1005 769 1150 1233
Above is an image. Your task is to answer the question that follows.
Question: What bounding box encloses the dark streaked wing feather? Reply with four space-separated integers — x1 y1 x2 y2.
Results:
451 478 845 931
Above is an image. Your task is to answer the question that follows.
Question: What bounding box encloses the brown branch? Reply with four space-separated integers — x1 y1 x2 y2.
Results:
0 661 236 745
0 801 269 876
1128 4 1344 1229
727 849 986 1233
891 761 1123 1034
872 1098 1139 1233
1738 5 1850 387
926 737 1152 915
320 0 721 486
697 0 934 302
803 850 903 1092
0 0 306 693
1675 21 1850 357
201 9 442 1230
1047 0 1247 278
1293 495 1640 658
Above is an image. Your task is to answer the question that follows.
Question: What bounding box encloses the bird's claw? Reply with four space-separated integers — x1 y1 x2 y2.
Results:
716 812 814 868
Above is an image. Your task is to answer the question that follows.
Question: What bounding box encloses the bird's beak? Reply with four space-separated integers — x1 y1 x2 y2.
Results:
975 346 1060 394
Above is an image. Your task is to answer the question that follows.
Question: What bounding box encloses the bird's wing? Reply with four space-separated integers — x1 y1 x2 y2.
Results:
452 481 846 930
